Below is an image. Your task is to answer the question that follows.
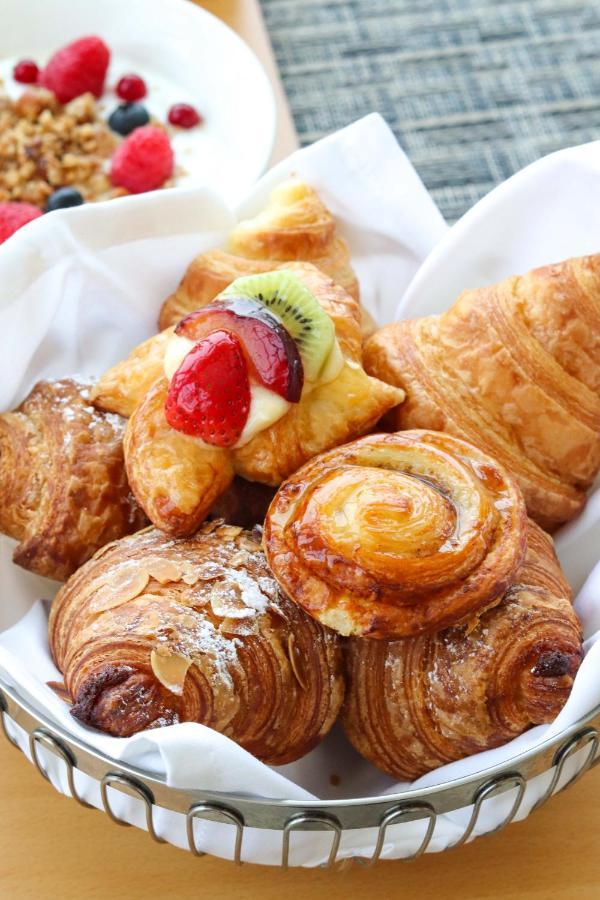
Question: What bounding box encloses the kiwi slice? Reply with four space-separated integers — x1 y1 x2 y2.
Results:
219 270 335 383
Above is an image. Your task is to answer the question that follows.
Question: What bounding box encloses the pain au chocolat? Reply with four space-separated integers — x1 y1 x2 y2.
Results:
342 521 582 780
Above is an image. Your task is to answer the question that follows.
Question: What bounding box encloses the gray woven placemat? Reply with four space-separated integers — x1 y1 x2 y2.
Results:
261 0 600 222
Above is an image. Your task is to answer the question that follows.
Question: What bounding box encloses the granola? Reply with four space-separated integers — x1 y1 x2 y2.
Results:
0 88 125 207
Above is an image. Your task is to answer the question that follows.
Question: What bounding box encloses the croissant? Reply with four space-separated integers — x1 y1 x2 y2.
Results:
364 254 600 531
342 520 583 780
91 262 403 536
264 431 528 639
158 178 366 331
48 520 344 764
0 379 146 581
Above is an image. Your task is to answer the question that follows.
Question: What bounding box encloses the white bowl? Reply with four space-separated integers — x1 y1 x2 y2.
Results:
0 0 277 204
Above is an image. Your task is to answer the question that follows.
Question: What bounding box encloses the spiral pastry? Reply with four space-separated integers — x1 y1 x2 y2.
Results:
264 431 528 639
0 379 146 581
49 521 344 764
342 521 582 780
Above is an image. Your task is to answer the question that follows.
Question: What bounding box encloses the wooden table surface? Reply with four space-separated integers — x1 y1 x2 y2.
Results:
2 3 599 898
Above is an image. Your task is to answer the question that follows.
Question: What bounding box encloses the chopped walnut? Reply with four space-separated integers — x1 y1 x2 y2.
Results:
0 87 123 207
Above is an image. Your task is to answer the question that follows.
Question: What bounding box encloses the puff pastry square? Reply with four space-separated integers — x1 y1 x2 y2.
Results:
91 263 403 536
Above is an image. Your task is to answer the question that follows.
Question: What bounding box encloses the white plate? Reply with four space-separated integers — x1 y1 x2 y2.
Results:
0 0 276 205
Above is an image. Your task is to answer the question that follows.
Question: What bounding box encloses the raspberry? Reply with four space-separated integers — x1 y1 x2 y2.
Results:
13 59 39 84
0 202 43 245
168 103 202 129
40 36 110 103
116 74 147 102
110 126 174 194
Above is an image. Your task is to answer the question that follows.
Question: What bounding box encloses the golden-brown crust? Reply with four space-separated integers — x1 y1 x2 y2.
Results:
341 521 582 780
0 379 146 581
263 430 528 639
364 254 600 530
233 362 403 486
48 523 345 764
100 263 403 535
90 328 174 419
158 179 361 332
124 378 235 536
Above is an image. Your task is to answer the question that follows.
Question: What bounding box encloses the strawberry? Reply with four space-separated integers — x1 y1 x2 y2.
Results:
165 330 250 447
176 299 303 402
0 202 42 245
110 126 174 194
40 36 110 103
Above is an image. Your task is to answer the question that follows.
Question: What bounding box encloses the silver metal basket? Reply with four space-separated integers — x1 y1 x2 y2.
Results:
1 671 598 869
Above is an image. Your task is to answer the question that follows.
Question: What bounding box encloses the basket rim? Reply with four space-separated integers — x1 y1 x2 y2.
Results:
2 666 599 827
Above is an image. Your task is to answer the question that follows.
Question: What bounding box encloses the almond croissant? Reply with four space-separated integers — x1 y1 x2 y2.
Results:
364 254 600 530
0 379 146 581
158 178 365 332
342 521 582 780
49 521 344 764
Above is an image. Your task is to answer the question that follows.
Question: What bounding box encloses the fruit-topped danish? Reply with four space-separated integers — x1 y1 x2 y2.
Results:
91 262 403 536
163 270 342 447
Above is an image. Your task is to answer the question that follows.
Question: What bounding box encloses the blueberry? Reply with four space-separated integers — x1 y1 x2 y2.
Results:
108 102 150 136
44 187 84 212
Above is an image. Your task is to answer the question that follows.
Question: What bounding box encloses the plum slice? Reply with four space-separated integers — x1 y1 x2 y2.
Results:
175 297 304 402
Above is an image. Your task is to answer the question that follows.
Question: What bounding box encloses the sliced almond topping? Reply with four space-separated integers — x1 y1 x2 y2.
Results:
181 562 201 585
217 524 243 541
193 563 225 583
200 519 220 534
210 582 253 618
150 649 191 696
287 634 308 691
90 566 150 613
219 617 258 636
146 558 183 585
228 551 248 569
143 609 162 631
238 535 262 553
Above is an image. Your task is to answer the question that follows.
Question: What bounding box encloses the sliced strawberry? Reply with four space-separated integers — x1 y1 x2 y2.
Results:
176 298 303 402
165 330 250 447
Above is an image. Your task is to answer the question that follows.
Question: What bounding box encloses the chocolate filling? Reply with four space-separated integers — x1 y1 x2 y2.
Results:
532 650 573 678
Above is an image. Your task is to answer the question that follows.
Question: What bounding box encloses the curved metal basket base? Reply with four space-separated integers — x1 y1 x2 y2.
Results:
1 675 598 868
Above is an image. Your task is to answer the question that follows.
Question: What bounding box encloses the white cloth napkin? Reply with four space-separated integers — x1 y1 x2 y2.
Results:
1 114 599 866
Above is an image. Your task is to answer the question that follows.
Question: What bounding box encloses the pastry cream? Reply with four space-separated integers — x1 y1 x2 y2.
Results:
163 328 344 448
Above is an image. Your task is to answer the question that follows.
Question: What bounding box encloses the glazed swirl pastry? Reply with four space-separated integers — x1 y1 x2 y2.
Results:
158 178 361 331
364 254 600 530
342 521 582 780
0 379 146 581
49 521 344 764
264 431 528 639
